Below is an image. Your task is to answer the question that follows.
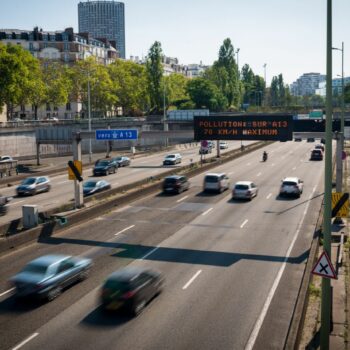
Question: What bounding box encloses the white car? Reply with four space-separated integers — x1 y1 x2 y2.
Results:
203 173 230 193
163 154 182 165
279 177 303 198
232 181 258 200
0 155 14 162
219 141 228 149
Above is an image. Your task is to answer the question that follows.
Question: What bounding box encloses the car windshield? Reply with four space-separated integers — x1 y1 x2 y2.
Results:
84 181 97 188
114 157 122 161
235 184 249 190
96 161 109 166
205 176 219 183
104 279 130 292
22 263 48 275
313 150 321 154
164 178 177 184
166 155 175 159
22 178 36 185
282 181 297 186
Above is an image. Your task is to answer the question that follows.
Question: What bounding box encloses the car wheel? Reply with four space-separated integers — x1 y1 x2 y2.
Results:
133 299 146 316
31 189 37 196
46 185 51 192
47 286 62 301
79 268 90 281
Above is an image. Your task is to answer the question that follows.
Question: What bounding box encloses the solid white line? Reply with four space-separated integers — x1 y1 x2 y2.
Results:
114 225 135 236
182 270 202 290
244 186 317 350
12 333 39 350
202 207 213 216
8 200 25 207
176 195 189 203
257 172 262 177
141 246 159 260
240 219 248 228
0 287 15 297
266 193 272 199
292 166 297 171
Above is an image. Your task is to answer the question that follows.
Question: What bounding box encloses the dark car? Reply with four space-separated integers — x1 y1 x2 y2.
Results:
307 137 315 143
294 137 302 142
93 159 117 176
112 156 131 167
83 180 111 196
16 176 51 196
315 144 325 152
162 175 190 194
320 138 326 144
10 254 92 301
310 149 323 161
101 267 164 315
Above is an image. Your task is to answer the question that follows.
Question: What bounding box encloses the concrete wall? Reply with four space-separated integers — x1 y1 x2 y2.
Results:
0 105 7 123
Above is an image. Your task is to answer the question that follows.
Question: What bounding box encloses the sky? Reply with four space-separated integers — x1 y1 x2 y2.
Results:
0 0 349 85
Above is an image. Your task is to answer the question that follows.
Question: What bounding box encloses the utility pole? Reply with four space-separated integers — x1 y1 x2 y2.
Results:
320 1 333 348
88 68 92 164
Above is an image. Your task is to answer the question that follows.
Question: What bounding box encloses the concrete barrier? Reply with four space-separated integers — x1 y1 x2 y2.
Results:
0 141 269 254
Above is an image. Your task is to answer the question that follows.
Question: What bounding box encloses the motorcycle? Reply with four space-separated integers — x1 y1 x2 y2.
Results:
262 152 268 162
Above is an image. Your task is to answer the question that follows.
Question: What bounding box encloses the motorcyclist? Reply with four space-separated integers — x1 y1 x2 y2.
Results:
263 151 268 161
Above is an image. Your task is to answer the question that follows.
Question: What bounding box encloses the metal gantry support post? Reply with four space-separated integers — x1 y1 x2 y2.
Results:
320 0 333 348
72 134 84 209
36 142 41 166
216 140 220 158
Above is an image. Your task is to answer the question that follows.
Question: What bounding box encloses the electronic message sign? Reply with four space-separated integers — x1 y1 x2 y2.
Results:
194 114 294 141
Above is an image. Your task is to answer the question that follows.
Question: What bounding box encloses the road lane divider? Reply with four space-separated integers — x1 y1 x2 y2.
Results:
292 166 297 171
115 225 135 236
266 193 272 199
202 208 213 216
176 195 189 203
245 185 317 350
0 287 15 297
240 219 248 228
257 172 262 177
11 333 39 350
182 270 202 290
141 246 159 260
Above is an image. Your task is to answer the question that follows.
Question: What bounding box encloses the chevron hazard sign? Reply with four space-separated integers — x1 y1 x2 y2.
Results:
311 251 337 279
331 192 349 218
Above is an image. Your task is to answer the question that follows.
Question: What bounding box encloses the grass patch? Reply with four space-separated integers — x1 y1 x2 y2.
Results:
309 282 321 298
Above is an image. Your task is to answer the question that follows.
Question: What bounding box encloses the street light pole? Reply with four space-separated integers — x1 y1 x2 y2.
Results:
87 68 92 164
320 1 333 349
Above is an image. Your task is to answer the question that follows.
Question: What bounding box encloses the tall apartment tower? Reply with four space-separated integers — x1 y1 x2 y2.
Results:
78 1 125 58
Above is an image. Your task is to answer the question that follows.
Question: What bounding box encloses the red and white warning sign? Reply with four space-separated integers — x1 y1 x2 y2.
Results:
311 251 337 279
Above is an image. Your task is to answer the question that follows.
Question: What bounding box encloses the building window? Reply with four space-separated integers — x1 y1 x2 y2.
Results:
66 103 71 111
29 42 34 51
62 33 68 41
53 106 58 111
50 35 55 42
46 104 51 111
64 42 69 51
64 53 70 62
20 105 25 112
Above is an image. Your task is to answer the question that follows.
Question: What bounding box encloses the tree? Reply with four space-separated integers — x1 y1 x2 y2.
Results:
146 41 163 112
187 77 228 111
0 43 42 119
108 59 149 115
163 73 189 108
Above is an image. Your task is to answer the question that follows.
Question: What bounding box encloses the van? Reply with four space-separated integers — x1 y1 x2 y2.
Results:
203 173 230 193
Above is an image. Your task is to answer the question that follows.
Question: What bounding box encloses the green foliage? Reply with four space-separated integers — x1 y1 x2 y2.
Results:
146 41 164 112
269 74 290 107
309 282 321 298
163 74 189 108
108 59 149 115
0 43 42 119
187 77 228 111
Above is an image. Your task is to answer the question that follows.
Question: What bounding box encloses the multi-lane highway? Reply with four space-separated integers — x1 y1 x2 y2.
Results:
0 141 247 224
0 140 325 350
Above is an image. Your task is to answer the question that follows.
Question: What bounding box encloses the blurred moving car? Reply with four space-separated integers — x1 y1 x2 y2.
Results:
203 173 230 193
93 159 117 176
83 180 111 196
0 155 14 162
162 175 189 194
310 149 323 161
163 153 182 165
10 254 92 301
294 137 302 142
112 156 131 167
232 181 258 200
219 141 228 149
16 176 51 196
279 177 304 198
101 267 164 315
315 144 325 152
320 138 326 144
307 137 315 142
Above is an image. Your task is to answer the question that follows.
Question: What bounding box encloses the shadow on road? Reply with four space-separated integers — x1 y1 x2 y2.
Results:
80 305 132 328
38 235 310 268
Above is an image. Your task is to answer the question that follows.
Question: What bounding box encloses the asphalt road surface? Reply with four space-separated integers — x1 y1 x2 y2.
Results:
0 141 248 224
0 140 324 350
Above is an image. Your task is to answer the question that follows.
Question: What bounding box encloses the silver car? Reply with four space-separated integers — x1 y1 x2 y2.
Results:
16 176 51 196
232 181 258 200
10 254 92 301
